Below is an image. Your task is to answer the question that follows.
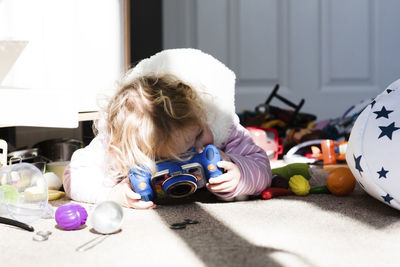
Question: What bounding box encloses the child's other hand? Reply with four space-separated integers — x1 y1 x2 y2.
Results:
206 160 241 193
108 178 156 209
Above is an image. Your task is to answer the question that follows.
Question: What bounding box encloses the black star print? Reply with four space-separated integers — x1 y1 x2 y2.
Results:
377 167 388 178
373 106 393 119
382 193 393 204
386 89 394 94
378 122 400 140
354 154 363 175
370 100 376 108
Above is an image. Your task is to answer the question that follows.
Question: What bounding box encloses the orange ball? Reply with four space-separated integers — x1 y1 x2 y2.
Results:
326 167 356 196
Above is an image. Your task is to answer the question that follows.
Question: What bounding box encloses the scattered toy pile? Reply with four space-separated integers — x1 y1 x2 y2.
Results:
261 163 357 200
239 84 369 163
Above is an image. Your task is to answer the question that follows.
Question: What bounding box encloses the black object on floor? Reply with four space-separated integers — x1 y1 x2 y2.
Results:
0 216 34 232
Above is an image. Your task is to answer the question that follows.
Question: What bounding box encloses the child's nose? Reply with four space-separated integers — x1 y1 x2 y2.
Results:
194 139 207 153
195 144 204 153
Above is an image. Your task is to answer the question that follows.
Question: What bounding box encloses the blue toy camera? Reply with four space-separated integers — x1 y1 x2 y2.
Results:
129 144 223 201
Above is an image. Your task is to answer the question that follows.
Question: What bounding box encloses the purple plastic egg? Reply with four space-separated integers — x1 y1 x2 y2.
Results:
55 203 88 230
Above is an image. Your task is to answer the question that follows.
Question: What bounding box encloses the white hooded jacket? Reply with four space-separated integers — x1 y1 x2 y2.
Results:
63 49 271 204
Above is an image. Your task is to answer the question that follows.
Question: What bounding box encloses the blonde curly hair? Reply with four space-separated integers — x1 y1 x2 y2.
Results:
96 74 207 179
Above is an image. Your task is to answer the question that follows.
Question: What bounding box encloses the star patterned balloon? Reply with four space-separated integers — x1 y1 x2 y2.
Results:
346 78 400 210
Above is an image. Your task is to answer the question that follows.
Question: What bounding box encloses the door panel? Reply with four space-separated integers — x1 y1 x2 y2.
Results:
163 0 400 121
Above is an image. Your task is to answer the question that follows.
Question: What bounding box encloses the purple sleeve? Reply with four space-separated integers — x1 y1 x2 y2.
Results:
215 122 272 198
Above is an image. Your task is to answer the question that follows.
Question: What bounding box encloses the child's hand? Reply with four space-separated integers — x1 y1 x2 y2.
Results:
108 178 156 209
206 160 241 193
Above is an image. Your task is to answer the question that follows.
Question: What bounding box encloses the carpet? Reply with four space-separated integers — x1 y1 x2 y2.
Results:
1 174 400 267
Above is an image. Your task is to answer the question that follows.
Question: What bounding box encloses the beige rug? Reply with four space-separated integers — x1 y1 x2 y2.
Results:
1 182 400 267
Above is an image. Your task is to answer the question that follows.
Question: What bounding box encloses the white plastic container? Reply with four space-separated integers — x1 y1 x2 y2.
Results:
0 163 48 223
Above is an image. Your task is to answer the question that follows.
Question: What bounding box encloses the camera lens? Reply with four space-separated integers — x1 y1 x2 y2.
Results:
163 174 198 198
170 184 193 196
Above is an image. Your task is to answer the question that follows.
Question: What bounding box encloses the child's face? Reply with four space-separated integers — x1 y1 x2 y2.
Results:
160 125 214 158
191 125 214 153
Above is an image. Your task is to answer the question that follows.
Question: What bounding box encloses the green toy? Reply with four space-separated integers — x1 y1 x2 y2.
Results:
271 163 310 180
309 185 330 194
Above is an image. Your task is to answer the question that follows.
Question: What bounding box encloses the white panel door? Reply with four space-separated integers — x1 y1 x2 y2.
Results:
163 0 400 121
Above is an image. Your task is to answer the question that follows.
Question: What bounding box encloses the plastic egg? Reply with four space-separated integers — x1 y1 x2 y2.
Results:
43 172 62 190
327 167 356 196
55 203 88 230
0 163 48 223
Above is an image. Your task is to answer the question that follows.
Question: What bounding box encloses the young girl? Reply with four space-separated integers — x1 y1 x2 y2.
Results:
63 48 272 209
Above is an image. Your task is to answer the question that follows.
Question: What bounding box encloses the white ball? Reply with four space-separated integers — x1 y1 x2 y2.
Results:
91 201 124 234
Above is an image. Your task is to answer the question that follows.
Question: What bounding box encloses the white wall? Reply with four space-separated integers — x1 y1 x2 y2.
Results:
0 0 125 128
0 0 126 149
